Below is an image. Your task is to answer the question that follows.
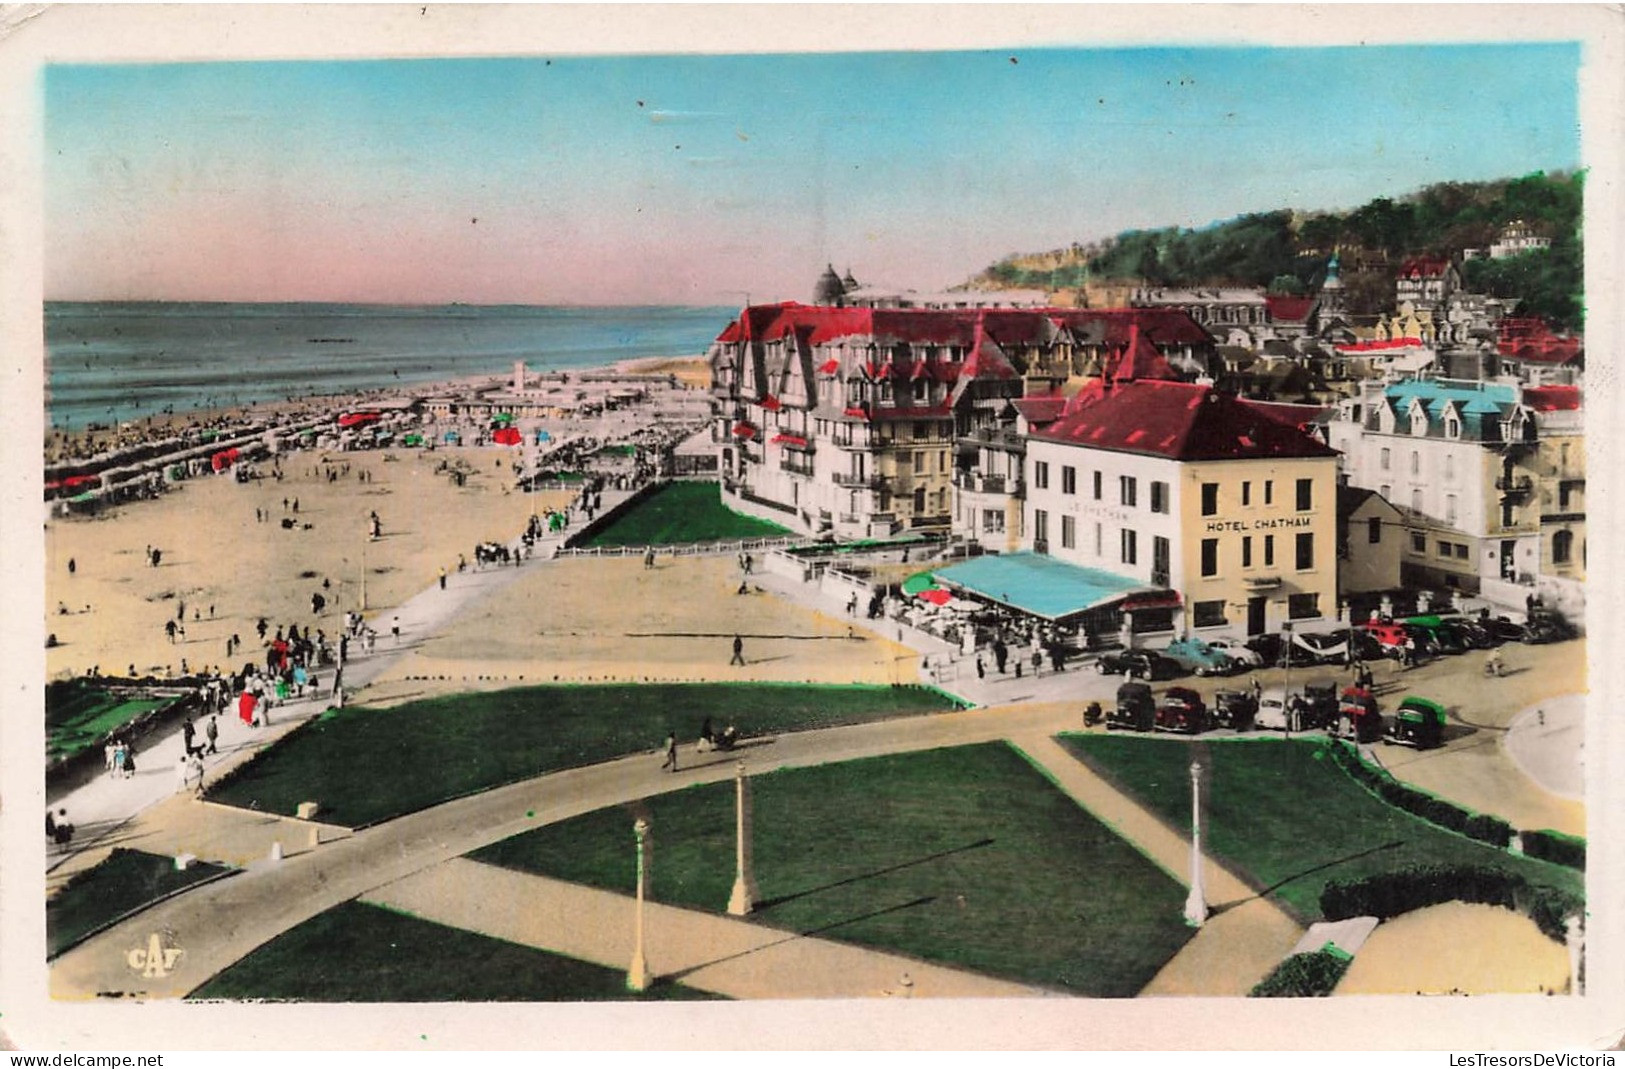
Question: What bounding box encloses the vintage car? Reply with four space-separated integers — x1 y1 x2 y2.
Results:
1253 687 1296 732
1524 608 1578 645
1212 688 1259 731
1336 684 1384 742
1155 686 1212 734
1204 638 1264 670
1160 637 1239 677
1095 649 1182 681
1437 616 1497 650
1403 615 1469 655
1300 678 1341 729
1384 696 1448 749
1108 681 1157 732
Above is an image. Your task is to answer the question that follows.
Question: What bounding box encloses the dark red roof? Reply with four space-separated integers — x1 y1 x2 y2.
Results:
1031 380 1338 461
1264 295 1315 322
1399 257 1452 278
1240 399 1329 431
1012 396 1069 425
1497 318 1582 362
1522 386 1582 412
1335 337 1424 352
1108 323 1178 383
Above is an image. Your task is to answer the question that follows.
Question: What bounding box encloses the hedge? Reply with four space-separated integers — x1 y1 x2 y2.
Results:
1326 741 1511 848
1320 864 1583 943
1521 829 1586 871
1250 947 1352 998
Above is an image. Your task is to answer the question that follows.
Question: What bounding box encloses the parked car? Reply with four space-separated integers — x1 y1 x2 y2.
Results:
1384 696 1448 749
1288 631 1358 667
1095 649 1181 681
1325 627 1387 664
1254 687 1298 732
1155 686 1212 734
1244 633 1288 667
1400 623 1443 658
1300 678 1341 729
1403 615 1468 655
1108 682 1157 732
1212 688 1258 731
1204 638 1264 670
1335 684 1383 742
1359 620 1411 659
1524 608 1578 645
1477 615 1530 644
1161 637 1238 677
1437 616 1497 650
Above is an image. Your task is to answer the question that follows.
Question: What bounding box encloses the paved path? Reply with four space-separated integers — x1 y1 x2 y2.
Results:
1007 732 1304 996
1504 695 1584 802
365 860 1052 999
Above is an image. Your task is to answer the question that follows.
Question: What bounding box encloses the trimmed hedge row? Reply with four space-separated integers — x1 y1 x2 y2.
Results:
1250 948 1352 998
1320 864 1583 943
1522 829 1586 870
1326 741 1513 848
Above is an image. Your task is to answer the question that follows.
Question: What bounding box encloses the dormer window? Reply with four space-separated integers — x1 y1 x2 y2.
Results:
1409 404 1429 436
1445 417 1460 439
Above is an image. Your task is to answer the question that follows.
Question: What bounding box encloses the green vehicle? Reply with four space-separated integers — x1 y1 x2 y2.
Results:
1384 696 1447 749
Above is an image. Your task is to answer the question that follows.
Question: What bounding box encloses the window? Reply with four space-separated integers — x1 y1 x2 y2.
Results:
913 486 926 513
1092 470 1102 500
1446 417 1460 439
1380 484 1392 501
1411 489 1423 512
1242 481 1252 506
1368 517 1382 544
1151 481 1169 514
1094 522 1102 556
1446 494 1457 524
897 451 912 472
981 509 1004 533
1296 532 1314 570
1296 478 1312 511
939 451 947 473
1380 448 1391 471
1445 454 1455 480
1062 466 1077 495
1242 535 1253 568
1288 593 1320 620
1559 483 1572 510
913 422 929 440
1120 476 1137 507
1061 515 1076 550
1264 480 1274 505
1033 461 1049 490
1264 534 1275 567
1121 528 1138 565
1411 531 1426 553
1437 541 1452 558
1201 482 1219 516
1454 543 1470 560
1410 451 1420 476
1201 538 1219 577
1553 529 1573 564
1193 600 1228 628
1033 509 1049 545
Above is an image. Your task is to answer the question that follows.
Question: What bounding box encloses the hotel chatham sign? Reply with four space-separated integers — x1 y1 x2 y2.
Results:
1203 516 1315 533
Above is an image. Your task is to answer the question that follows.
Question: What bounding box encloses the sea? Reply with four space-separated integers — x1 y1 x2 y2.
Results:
43 302 735 430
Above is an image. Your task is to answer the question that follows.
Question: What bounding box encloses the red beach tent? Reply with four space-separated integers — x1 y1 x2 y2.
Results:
338 412 381 429
492 427 523 446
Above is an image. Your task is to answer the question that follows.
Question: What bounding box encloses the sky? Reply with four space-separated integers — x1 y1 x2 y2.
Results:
43 43 1582 306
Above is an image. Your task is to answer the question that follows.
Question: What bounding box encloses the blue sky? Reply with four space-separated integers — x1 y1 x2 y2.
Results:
43 43 1582 305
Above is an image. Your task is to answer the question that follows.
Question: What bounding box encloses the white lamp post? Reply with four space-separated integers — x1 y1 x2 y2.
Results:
1184 760 1208 927
628 817 651 991
728 760 759 916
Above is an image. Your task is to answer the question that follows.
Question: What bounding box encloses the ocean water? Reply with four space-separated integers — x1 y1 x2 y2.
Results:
44 302 734 430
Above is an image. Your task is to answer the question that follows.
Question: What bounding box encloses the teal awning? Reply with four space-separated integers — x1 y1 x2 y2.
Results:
931 553 1155 621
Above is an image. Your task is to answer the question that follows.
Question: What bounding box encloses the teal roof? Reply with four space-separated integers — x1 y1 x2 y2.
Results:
931 552 1152 620
1386 380 1516 409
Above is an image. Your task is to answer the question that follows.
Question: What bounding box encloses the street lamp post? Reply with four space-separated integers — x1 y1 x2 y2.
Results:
728 760 759 916
1183 760 1208 927
1281 620 1294 737
628 817 651 991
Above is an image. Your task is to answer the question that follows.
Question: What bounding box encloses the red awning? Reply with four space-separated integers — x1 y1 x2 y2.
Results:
62 474 101 488
917 588 953 606
770 434 808 447
338 412 381 428
1121 593 1182 612
761 395 783 411
862 361 880 378
732 422 757 440
843 406 870 420
818 358 840 375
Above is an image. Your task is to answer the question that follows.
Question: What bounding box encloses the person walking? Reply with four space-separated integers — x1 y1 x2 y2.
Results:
439 566 447 590
205 713 219 755
67 557 76 575
1031 647 1043 677
730 634 746 666
993 638 1008 674
661 731 678 773
182 717 197 757
391 617 401 645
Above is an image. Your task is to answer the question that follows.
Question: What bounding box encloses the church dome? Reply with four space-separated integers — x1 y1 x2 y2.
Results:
814 264 847 305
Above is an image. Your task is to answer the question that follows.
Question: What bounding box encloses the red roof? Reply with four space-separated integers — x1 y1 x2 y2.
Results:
1264 295 1315 322
1497 318 1582 363
1012 396 1069 425
1240 400 1328 432
1522 386 1582 412
1334 337 1424 353
1107 323 1178 383
1399 256 1452 278
1031 380 1338 462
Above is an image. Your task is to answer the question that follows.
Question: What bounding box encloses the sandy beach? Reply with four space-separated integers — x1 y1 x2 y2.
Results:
45 445 573 681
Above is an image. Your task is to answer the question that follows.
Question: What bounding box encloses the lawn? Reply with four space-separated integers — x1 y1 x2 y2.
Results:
188 900 720 1001
471 742 1196 996
582 481 788 547
1057 735 1583 923
205 682 958 827
49 848 231 958
46 679 175 763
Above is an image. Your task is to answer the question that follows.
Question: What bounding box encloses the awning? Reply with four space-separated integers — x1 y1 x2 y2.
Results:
732 422 757 440
931 552 1157 622
761 395 783 411
901 572 938 595
770 434 808 447
1121 593 1183 612
917 589 953 606
818 359 840 375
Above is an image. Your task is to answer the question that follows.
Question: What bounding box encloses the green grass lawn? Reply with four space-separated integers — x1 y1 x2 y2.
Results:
583 481 787 547
205 683 957 827
1057 735 1583 923
46 679 174 763
471 742 1195 996
49 848 231 958
188 900 721 1001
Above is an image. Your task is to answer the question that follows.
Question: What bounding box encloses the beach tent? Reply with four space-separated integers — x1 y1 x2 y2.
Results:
492 413 515 427
492 427 523 446
210 448 240 472
403 433 423 447
444 431 462 444
536 430 551 443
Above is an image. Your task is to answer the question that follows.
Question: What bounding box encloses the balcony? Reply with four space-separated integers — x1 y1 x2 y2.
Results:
909 513 952 529
833 471 888 490
1496 475 1534 495
831 433 895 451
780 458 814 477
955 471 1024 496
